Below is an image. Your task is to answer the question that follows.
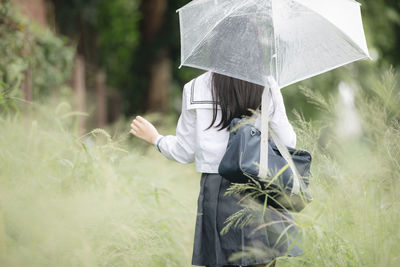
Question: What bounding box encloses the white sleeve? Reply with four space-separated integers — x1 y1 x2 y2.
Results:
268 77 296 148
270 108 297 148
155 86 196 164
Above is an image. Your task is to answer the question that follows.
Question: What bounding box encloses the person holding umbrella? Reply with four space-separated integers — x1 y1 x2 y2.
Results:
131 0 370 265
130 71 302 267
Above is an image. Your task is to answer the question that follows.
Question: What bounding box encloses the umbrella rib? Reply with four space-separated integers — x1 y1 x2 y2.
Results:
271 0 279 82
181 0 254 65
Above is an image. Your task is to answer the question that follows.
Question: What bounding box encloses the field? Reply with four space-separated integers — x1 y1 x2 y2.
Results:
0 70 399 266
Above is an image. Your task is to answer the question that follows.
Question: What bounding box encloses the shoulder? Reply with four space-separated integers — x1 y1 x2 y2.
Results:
183 71 216 110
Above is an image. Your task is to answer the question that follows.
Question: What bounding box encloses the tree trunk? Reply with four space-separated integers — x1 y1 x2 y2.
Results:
72 55 86 135
141 0 167 42
140 0 171 113
12 0 48 28
95 69 107 128
109 90 121 123
147 49 172 112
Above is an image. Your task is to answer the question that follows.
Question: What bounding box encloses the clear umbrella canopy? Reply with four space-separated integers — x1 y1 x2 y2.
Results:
178 0 370 88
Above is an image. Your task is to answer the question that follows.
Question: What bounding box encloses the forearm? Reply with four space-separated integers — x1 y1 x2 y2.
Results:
270 113 296 148
155 134 195 164
266 76 296 148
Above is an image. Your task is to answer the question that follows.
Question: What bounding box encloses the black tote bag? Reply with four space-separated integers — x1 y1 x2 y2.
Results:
218 118 313 212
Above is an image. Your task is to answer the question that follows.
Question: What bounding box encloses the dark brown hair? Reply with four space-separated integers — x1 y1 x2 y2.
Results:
208 72 265 131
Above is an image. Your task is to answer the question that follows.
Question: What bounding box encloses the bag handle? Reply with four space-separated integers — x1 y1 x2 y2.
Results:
258 77 301 195
258 86 270 179
269 129 301 195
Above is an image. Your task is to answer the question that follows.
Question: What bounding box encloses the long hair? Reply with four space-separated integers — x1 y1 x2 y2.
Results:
207 72 265 131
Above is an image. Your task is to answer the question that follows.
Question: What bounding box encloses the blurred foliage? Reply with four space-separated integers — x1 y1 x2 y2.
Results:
96 0 141 89
359 0 400 66
0 0 74 112
0 78 20 115
51 0 203 114
51 0 141 89
51 0 142 112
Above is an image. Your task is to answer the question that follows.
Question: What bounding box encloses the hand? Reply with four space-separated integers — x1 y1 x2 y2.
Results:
266 76 286 119
130 116 159 145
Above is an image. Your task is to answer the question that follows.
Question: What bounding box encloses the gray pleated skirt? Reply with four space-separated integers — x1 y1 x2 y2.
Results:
192 173 304 267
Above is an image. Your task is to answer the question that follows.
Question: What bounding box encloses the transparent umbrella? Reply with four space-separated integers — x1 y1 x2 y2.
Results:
177 0 370 192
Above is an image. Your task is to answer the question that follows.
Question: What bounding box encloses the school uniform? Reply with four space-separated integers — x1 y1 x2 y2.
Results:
154 72 303 267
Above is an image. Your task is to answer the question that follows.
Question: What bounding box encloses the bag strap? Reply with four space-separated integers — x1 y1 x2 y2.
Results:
258 77 301 195
258 87 270 179
269 129 301 195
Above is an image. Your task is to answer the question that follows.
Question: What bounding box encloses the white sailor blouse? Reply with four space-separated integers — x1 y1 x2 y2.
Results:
153 71 297 173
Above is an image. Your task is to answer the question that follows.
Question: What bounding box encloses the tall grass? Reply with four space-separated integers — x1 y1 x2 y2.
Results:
0 68 399 266
277 68 400 266
0 99 199 266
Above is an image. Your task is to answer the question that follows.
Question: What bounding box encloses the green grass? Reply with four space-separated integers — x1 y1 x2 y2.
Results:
0 100 199 266
278 69 400 267
0 68 399 266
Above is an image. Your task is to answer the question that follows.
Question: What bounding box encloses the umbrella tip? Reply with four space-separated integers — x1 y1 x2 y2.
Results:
178 64 183 69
